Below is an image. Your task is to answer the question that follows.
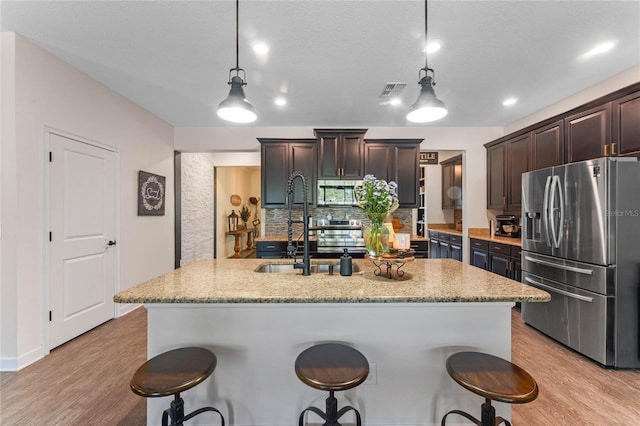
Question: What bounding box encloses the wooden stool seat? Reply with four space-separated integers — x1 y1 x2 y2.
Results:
295 343 369 391
442 351 538 426
130 347 224 426
295 343 369 426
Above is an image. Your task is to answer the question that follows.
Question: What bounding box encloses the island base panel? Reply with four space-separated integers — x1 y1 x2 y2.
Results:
145 303 514 426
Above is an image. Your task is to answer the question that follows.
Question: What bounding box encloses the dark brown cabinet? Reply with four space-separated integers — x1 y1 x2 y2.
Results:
410 239 429 258
486 135 528 210
612 91 640 157
428 230 461 261
506 134 530 209
364 139 421 207
486 143 506 209
531 119 564 169
315 129 366 179
565 103 612 163
259 139 317 208
470 238 521 281
441 155 462 209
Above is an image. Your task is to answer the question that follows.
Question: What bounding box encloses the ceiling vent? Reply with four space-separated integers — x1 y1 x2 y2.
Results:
379 82 407 98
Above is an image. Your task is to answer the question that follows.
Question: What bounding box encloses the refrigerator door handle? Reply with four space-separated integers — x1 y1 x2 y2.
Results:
554 175 565 249
524 277 594 303
542 176 552 247
523 255 594 275
548 175 559 248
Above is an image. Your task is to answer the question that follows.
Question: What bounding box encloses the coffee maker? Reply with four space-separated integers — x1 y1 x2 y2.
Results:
495 214 521 238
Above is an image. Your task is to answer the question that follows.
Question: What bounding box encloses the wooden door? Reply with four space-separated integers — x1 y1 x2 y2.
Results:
531 120 564 169
486 143 506 209
317 134 340 179
612 91 640 157
364 144 392 181
565 103 611 162
471 249 489 270
507 134 530 209
340 134 364 179
441 162 453 209
260 142 288 207
290 143 317 205
49 133 116 349
394 144 420 207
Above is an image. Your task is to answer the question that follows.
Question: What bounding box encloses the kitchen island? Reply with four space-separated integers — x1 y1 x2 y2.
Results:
115 258 549 426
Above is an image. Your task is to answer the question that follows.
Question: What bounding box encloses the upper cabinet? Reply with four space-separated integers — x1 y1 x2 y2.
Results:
259 139 317 208
486 83 640 211
486 133 530 211
565 87 640 163
565 103 612 163
531 119 564 169
315 129 367 179
364 139 422 207
612 91 640 157
441 154 463 209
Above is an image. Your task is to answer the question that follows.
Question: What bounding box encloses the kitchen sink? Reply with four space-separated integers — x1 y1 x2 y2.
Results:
254 262 360 274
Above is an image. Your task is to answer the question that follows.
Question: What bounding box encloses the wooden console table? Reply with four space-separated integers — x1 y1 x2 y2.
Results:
226 228 256 258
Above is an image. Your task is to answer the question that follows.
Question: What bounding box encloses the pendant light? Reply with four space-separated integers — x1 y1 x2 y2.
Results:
406 0 447 123
217 0 257 123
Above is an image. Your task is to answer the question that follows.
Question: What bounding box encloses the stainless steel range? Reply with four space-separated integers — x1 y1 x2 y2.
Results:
312 219 366 257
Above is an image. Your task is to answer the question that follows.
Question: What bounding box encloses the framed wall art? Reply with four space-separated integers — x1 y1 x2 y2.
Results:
138 170 165 216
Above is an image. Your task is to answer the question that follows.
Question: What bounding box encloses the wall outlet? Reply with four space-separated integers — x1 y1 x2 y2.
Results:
365 362 377 384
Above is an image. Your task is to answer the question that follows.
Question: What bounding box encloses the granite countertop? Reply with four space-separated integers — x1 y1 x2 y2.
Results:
468 228 522 247
114 258 549 304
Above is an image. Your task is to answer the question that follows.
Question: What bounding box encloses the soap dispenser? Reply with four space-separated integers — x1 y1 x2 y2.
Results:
340 248 352 276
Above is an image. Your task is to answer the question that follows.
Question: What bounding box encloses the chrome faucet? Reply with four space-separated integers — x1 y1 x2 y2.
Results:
287 171 310 275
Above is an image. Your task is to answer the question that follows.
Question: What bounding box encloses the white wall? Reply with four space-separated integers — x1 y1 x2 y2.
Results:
0 34 175 370
505 64 640 133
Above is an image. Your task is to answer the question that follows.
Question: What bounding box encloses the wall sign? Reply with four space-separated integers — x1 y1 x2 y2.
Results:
138 170 165 216
420 151 439 164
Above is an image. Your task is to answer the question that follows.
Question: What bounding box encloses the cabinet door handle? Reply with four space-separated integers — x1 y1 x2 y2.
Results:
611 142 617 155
604 144 609 156
503 195 506 206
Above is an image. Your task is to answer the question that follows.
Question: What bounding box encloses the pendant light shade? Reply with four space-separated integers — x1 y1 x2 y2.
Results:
407 0 447 123
217 75 257 123
406 74 448 123
217 0 257 123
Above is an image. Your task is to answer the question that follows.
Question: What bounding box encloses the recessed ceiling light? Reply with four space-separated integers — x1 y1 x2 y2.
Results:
503 98 518 106
253 42 269 56
389 97 402 106
274 97 286 106
581 41 616 59
423 40 441 54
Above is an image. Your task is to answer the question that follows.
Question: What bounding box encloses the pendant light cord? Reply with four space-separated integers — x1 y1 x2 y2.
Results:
423 0 429 71
235 0 240 71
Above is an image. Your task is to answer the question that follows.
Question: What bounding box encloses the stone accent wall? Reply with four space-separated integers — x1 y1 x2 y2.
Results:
264 207 413 236
181 153 214 265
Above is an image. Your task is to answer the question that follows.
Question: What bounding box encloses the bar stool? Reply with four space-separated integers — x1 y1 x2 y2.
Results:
295 343 369 426
441 351 538 426
130 347 225 426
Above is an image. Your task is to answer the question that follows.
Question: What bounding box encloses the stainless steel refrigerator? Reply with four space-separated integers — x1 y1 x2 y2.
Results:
521 157 640 368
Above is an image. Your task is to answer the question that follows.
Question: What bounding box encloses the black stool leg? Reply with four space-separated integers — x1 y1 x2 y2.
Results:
161 392 225 426
480 398 496 426
298 390 363 426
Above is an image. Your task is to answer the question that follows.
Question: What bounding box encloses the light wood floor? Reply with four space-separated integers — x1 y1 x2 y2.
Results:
1 307 639 425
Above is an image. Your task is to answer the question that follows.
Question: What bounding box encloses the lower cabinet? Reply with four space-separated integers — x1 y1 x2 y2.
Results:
256 240 318 259
469 238 521 281
410 239 429 258
428 230 462 261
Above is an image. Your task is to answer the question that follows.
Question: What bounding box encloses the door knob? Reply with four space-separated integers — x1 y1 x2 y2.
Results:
107 240 117 246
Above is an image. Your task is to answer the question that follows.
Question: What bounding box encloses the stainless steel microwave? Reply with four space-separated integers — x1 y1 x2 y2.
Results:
317 179 362 206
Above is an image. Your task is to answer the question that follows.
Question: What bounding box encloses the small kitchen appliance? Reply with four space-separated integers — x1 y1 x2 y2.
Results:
495 214 520 238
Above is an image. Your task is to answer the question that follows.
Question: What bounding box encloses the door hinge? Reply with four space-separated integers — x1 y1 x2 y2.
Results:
49 152 52 162
49 232 52 242
49 311 52 322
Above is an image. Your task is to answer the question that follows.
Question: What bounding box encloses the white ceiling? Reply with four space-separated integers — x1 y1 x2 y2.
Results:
2 1 639 128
